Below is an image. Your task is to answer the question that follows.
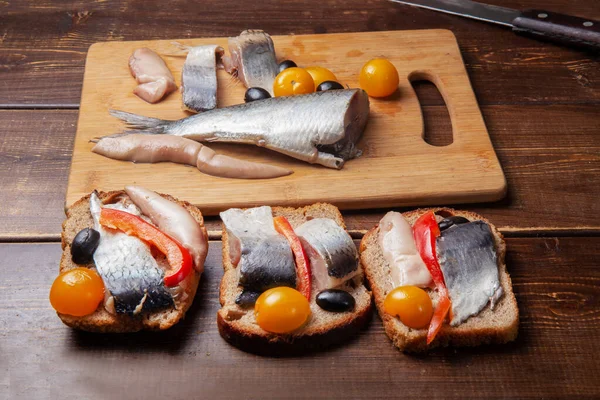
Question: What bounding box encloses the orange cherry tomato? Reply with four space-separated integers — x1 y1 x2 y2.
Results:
359 58 399 98
383 286 433 329
273 67 315 97
304 66 338 88
255 287 311 333
50 267 105 317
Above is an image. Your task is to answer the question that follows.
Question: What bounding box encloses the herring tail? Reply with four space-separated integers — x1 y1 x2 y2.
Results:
109 110 171 135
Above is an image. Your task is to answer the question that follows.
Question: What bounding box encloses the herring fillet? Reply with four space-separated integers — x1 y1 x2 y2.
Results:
436 221 504 326
90 192 173 315
108 89 370 169
295 218 360 291
220 206 296 291
180 44 224 112
223 30 279 95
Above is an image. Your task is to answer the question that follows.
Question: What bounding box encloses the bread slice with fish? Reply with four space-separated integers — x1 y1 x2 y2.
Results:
217 203 372 354
54 186 208 332
359 208 519 352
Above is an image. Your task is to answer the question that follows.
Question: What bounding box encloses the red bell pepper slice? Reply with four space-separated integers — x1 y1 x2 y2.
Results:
100 208 193 287
273 216 311 300
413 211 452 344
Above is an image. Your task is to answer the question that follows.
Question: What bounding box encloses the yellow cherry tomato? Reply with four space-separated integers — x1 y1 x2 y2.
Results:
304 66 338 88
50 267 105 317
383 286 433 329
255 287 311 333
359 58 399 98
273 67 315 97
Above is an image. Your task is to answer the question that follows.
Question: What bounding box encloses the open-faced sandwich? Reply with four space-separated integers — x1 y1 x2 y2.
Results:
360 208 519 352
50 186 208 332
217 203 372 354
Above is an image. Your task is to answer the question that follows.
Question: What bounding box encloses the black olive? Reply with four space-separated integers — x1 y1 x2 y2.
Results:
244 87 271 103
71 228 101 264
235 290 261 308
438 216 470 231
277 60 297 73
316 81 344 92
316 289 355 312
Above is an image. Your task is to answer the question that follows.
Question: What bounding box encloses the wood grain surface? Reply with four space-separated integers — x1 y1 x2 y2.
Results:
1 238 598 399
1 0 599 398
2 104 598 239
1 0 599 107
66 30 506 213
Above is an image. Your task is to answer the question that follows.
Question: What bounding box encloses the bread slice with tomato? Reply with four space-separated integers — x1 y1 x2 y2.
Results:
359 208 519 352
217 203 372 355
52 188 208 332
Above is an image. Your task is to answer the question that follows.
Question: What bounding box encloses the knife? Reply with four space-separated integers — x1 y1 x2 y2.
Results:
389 0 600 51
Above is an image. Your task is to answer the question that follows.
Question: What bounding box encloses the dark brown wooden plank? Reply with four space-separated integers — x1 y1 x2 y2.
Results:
344 103 600 232
0 111 75 240
0 0 598 107
1 238 598 399
1 104 598 239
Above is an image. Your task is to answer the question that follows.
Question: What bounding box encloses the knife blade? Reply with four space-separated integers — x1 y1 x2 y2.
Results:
389 0 600 51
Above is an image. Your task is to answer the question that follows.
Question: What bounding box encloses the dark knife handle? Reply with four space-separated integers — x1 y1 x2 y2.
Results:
512 10 600 51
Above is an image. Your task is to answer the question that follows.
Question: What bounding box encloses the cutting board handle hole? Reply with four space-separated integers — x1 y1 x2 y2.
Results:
409 74 453 147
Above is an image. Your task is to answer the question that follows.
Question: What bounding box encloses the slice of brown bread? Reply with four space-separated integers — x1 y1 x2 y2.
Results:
217 203 372 355
359 207 519 352
57 190 207 332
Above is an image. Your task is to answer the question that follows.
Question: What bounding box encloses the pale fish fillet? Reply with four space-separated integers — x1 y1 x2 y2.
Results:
378 211 433 288
91 134 292 179
108 89 370 169
222 30 279 95
129 48 177 103
89 192 173 315
295 218 360 291
177 44 224 112
124 185 208 271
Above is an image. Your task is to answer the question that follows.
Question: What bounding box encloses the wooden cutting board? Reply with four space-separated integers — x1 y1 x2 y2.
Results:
66 30 506 214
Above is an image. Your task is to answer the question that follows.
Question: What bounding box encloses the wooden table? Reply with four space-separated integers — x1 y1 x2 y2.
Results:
1 1 598 398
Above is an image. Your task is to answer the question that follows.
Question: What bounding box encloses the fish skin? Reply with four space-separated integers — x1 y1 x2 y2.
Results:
91 134 293 179
295 218 360 291
181 45 224 112
220 206 296 292
436 221 504 326
109 89 370 169
225 30 279 94
129 48 177 104
90 192 174 315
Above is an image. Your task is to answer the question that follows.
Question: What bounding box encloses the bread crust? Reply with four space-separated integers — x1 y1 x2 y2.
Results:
57 190 207 332
359 207 519 352
217 203 372 355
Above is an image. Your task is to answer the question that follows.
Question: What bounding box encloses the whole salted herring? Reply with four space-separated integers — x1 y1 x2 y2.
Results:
108 89 370 169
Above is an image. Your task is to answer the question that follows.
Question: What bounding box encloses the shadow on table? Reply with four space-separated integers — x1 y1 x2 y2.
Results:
405 329 527 362
68 273 211 355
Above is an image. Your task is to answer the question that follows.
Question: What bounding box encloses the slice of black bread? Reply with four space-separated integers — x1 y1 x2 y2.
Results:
359 208 518 352
57 190 207 332
217 203 372 355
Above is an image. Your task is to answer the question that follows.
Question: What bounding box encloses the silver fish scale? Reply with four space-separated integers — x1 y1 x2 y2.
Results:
229 30 278 94
182 45 222 112
237 235 297 291
436 221 504 326
295 218 358 278
90 193 173 315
